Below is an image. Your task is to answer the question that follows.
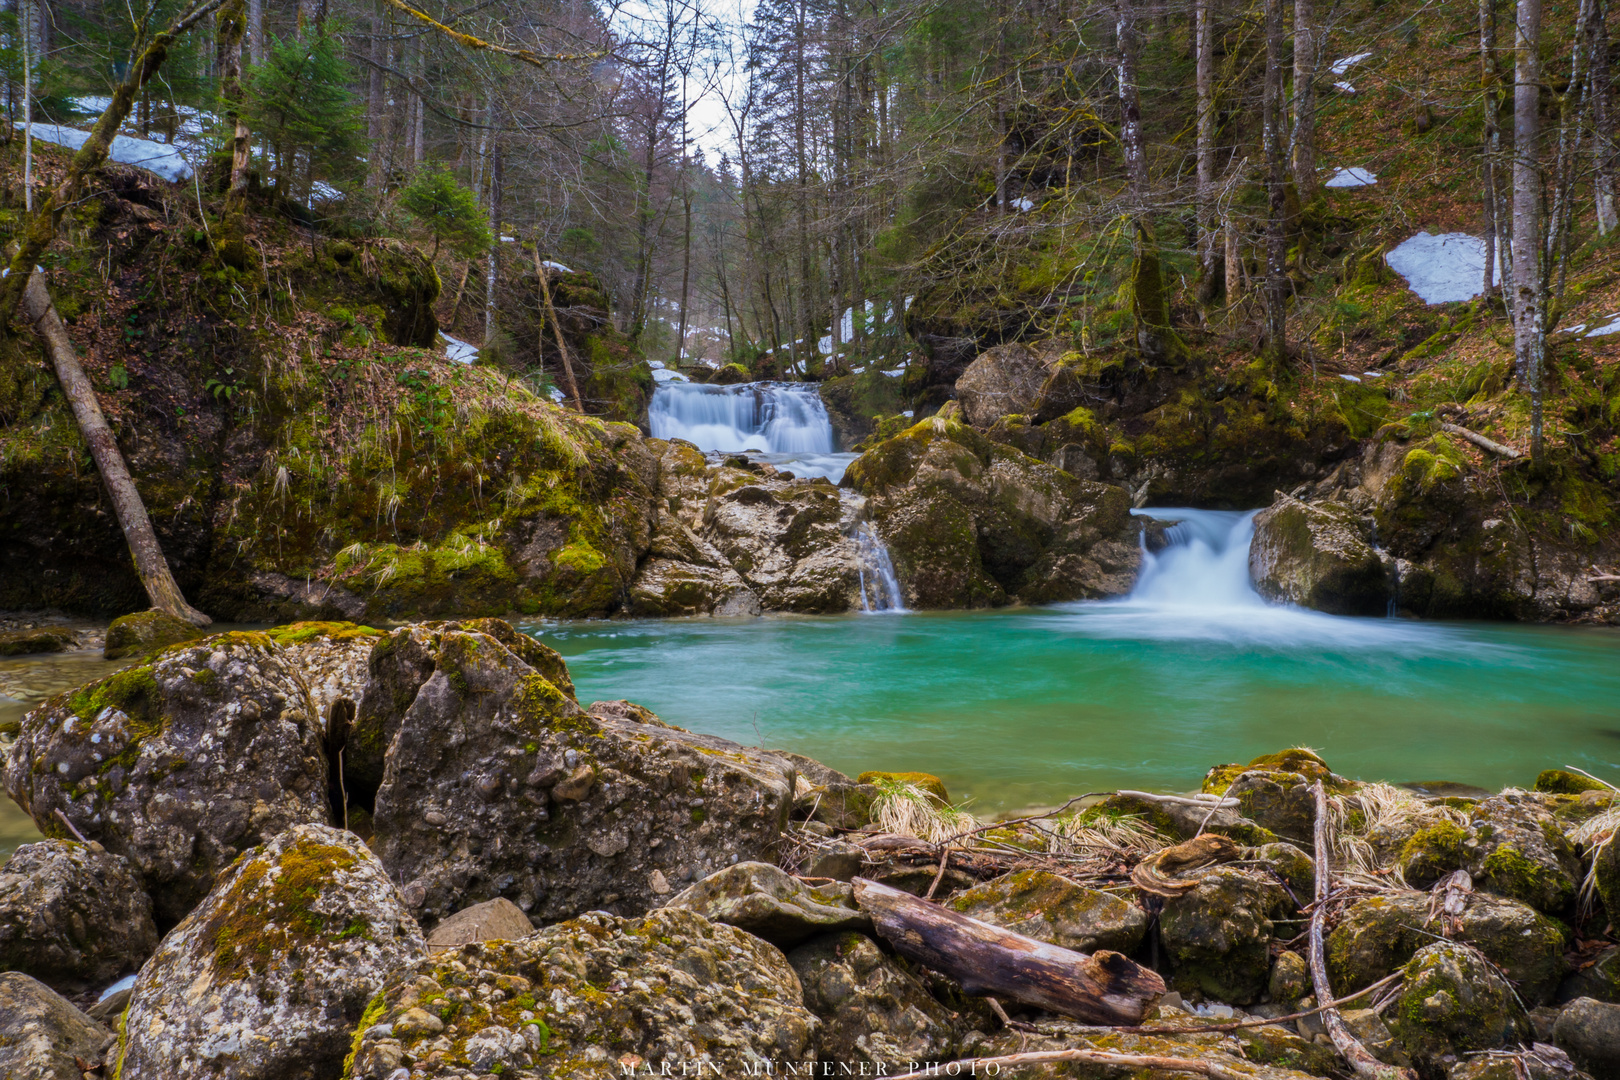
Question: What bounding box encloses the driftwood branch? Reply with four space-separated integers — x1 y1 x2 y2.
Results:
534 250 584 411
851 877 1165 1025
1440 422 1523 459
1309 781 1413 1080
888 1048 1250 1080
1118 789 1239 808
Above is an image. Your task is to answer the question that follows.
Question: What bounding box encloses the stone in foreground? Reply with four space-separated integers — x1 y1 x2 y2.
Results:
1387 942 1532 1074
663 861 871 947
0 972 115 1080
114 824 425 1080
343 907 816 1079
0 839 157 992
948 868 1148 954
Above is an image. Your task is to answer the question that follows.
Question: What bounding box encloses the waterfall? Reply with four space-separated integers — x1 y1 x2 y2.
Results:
1128 508 1263 609
648 382 836 454
855 523 906 612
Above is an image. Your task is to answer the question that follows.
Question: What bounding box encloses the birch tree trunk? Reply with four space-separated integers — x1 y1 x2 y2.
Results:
1593 0 1618 234
1481 0 1500 295
247 0 262 66
484 107 503 347
1511 0 1545 462
1291 0 1318 196
1196 0 1218 302
1263 0 1289 365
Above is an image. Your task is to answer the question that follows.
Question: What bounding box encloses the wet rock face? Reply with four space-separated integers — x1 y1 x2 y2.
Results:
0 839 157 992
1160 865 1291 1005
787 930 964 1070
3 631 332 926
344 907 816 1080
1388 942 1532 1076
663 862 871 948
847 416 1140 608
948 869 1148 954
364 626 798 927
1249 496 1394 616
0 972 115 1080
1329 892 1567 1006
114 824 425 1080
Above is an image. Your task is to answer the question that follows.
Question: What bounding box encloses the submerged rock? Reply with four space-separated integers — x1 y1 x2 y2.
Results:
787 930 964 1069
0 839 157 992
364 625 797 927
102 609 204 660
3 631 332 925
663 862 871 947
1249 496 1393 615
0 626 77 657
1388 942 1532 1075
343 907 816 1080
0 972 114 1080
114 824 425 1080
948 869 1147 954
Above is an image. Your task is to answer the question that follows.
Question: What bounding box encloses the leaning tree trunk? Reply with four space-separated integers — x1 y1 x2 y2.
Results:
20 275 210 625
1262 0 1288 367
1512 0 1545 462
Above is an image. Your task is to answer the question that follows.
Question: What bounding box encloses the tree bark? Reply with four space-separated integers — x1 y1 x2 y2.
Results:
20 275 210 625
1593 0 1618 234
1226 213 1243 307
216 0 249 199
247 0 262 66
1511 0 1545 462
1262 0 1288 366
1196 0 1218 302
1291 0 1318 196
535 248 584 411
851 877 1165 1025
484 105 503 348
1481 0 1500 295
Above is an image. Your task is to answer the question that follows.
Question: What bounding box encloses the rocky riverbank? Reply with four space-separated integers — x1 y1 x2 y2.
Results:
2 619 1620 1079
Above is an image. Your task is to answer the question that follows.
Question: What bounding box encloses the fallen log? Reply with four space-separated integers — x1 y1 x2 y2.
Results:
851 876 1165 1025
1440 421 1522 459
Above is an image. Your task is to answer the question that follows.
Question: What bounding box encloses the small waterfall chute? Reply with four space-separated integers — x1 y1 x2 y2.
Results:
1127 508 1262 609
648 380 857 482
855 523 906 613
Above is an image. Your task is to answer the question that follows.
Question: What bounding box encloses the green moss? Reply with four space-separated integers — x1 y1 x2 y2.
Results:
343 992 389 1076
1535 769 1609 795
856 770 951 804
264 621 385 645
1398 820 1469 886
67 664 159 725
203 838 364 982
1478 842 1559 907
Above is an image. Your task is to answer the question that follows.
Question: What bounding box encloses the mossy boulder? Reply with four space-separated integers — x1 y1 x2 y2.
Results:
1084 791 1280 847
1466 792 1583 914
1553 997 1620 1078
663 862 871 948
1249 496 1394 616
103 610 204 660
114 824 425 1080
1536 770 1611 796
0 839 157 993
2 632 332 926
857 770 951 804
1397 818 1473 887
343 907 815 1079
949 869 1148 954
1268 950 1311 1005
1160 865 1292 1004
970 1016 1334 1080
0 972 114 1080
781 753 877 830
1328 892 1567 1005
0 626 76 657
787 930 966 1071
1388 942 1532 1077
1201 749 1345 845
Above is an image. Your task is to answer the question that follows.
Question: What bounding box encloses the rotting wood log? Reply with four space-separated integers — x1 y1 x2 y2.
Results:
1440 421 1523 459
1308 781 1414 1080
20 273 211 626
851 876 1164 1025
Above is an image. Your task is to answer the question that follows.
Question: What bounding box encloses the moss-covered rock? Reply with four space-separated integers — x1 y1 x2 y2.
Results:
1200 749 1347 845
969 1015 1335 1080
1388 942 1532 1077
1535 769 1611 795
948 869 1148 954
1268 950 1310 1005
0 626 76 656
1465 792 1583 914
1553 997 1620 1078
1249 496 1394 616
1161 865 1291 1004
856 770 951 804
103 610 204 660
115 823 425 1080
1083 791 1281 847
663 862 870 948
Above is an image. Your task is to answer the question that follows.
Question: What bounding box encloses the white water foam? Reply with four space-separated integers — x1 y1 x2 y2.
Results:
649 381 859 482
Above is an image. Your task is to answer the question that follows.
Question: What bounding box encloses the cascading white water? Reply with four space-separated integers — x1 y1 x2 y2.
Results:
1128 508 1263 608
649 382 837 454
855 523 906 612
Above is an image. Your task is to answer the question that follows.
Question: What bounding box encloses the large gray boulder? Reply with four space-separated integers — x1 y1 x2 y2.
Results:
3 631 332 925
114 823 425 1080
362 624 799 927
1249 496 1393 616
954 342 1055 428
0 839 157 992
0 972 115 1080
342 907 817 1080
664 861 871 947
1388 942 1532 1074
1160 865 1291 1005
947 868 1148 954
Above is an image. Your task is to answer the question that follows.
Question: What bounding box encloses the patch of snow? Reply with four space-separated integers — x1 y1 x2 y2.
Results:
441 333 479 364
881 369 905 378
549 387 567 403
818 335 833 355
1339 373 1362 382
24 122 193 182
1575 312 1620 336
71 95 114 113
1333 81 1357 93
648 360 666 369
1385 232 1498 305
651 366 690 383
1363 371 1384 378
1012 196 1035 212
99 974 136 1001
901 410 914 418
1325 166 1376 188
500 235 516 242
1331 52 1372 75
541 260 574 273
310 180 342 202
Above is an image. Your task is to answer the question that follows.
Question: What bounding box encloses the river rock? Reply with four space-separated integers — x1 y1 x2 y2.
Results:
1561 947 1620 1004
972 1018 1334 1080
1449 1047 1589 1080
0 839 157 992
704 475 860 611
0 626 76 656
103 609 204 660
1249 496 1394 615
0 972 115 1080
663 861 871 947
954 342 1054 427
1389 941 1532 1074
1089 791 1280 846
3 631 332 925
263 620 386 726
948 869 1148 954
364 626 798 927
1555 998 1620 1078
780 751 878 829
1202 749 1342 845
846 415 1140 607
1160 865 1291 1004
426 897 537 951
787 930 964 1069
1465 792 1583 914
628 556 763 616
343 907 816 1080
1329 891 1566 1005
114 823 425 1080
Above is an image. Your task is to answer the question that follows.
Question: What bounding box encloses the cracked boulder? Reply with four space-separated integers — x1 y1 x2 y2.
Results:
0 839 157 992
113 824 425 1080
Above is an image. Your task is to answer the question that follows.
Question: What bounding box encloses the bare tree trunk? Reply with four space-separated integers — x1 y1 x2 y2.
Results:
1196 0 1218 302
20 0 32 211
217 0 249 198
1547 0 1595 306
535 249 583 411
1511 0 1545 462
1225 214 1243 306
1593 0 1618 233
20 275 210 625
247 0 262 65
1263 0 1288 365
484 107 503 347
1481 0 1500 295
1117 0 1148 202
1291 0 1318 196
676 187 693 364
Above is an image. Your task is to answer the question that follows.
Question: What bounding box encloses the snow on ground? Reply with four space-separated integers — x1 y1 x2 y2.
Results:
1385 232 1495 305
441 333 479 364
24 122 193 182
1331 52 1372 75
881 369 904 378
542 260 575 273
1334 81 1357 93
311 180 342 201
1012 196 1035 211
1325 166 1376 188
1566 313 1620 336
